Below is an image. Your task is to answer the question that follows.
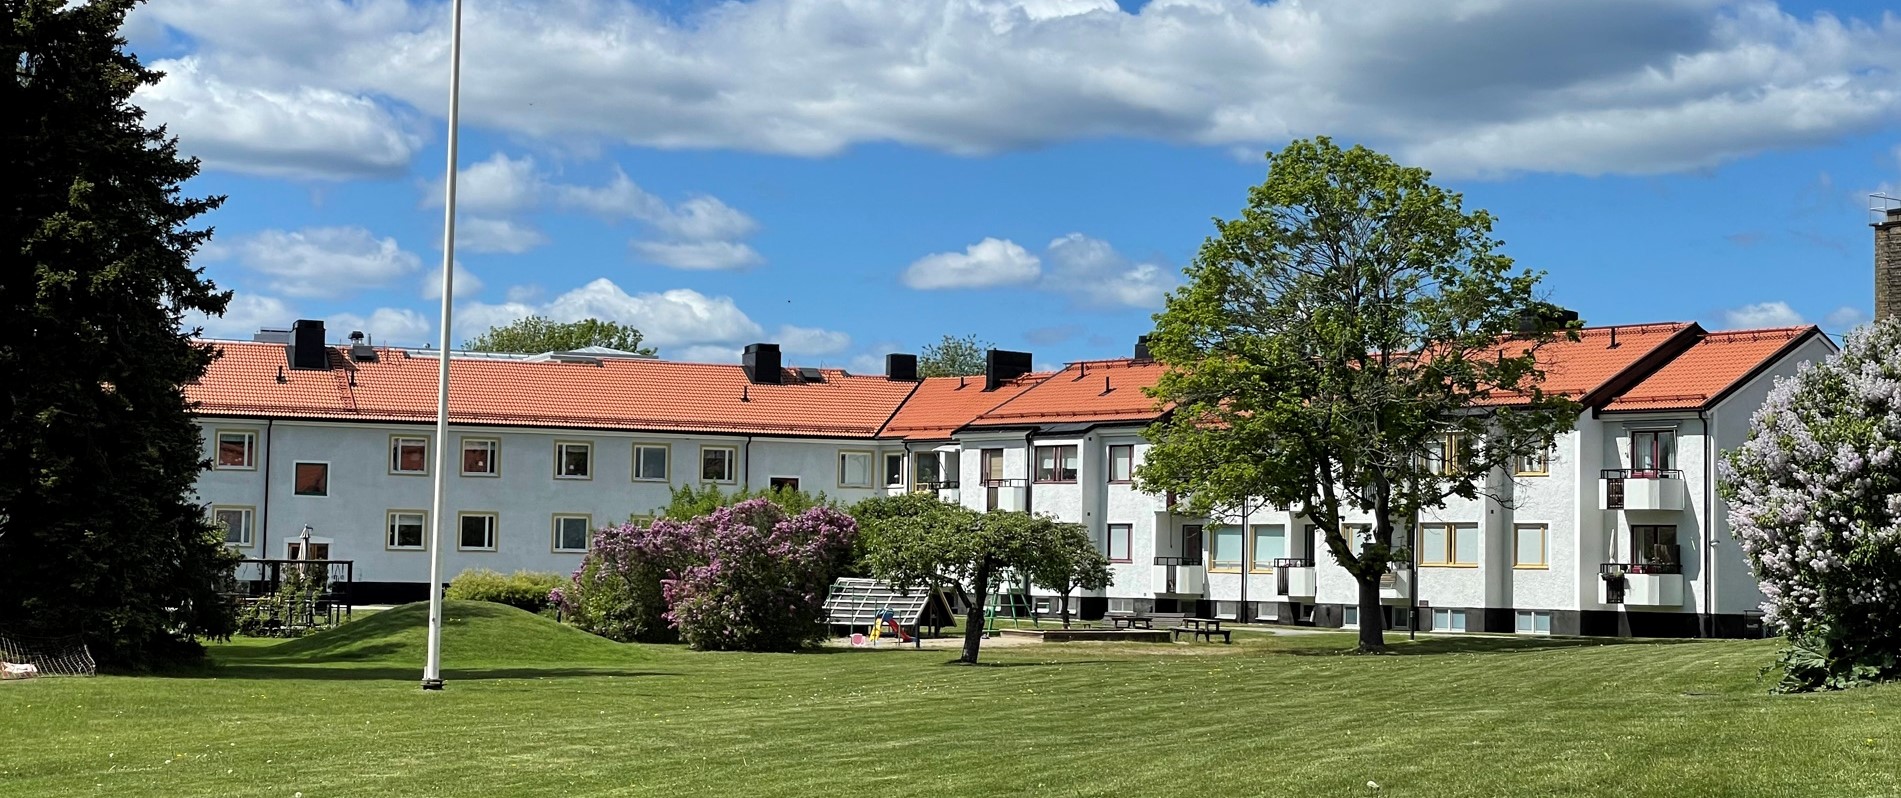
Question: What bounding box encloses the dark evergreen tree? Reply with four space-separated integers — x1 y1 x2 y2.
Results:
1 0 239 666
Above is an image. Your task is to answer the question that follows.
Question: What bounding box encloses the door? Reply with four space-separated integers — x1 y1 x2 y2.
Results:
1182 525 1204 566
1631 430 1676 475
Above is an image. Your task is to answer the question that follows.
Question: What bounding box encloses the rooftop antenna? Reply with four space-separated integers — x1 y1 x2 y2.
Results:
741 385 751 403
275 366 286 384
958 375 966 389
1608 327 1619 349
1100 374 1112 395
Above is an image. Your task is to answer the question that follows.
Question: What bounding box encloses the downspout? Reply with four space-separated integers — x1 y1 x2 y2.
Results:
1699 409 1713 638
260 419 274 546
1022 429 1035 514
743 434 754 489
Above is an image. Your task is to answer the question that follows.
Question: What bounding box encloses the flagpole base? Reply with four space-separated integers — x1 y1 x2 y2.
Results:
420 678 445 691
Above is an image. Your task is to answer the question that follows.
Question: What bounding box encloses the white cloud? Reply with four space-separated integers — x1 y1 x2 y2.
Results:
419 262 484 300
428 152 544 215
903 238 1042 290
1823 306 1869 330
504 284 544 304
671 345 743 364
134 56 419 180
630 240 765 271
1043 233 1176 308
215 227 421 299
1723 301 1805 328
184 292 295 340
330 308 434 347
775 325 852 356
456 218 549 255
560 169 764 270
458 278 766 356
131 0 1901 178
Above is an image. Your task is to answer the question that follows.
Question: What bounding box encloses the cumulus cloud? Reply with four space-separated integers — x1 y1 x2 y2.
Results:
629 240 765 271
183 292 295 340
132 0 1901 178
457 278 766 356
456 218 548 255
330 307 434 347
1723 301 1805 328
1043 233 1176 308
419 262 484 300
903 238 1042 290
212 227 421 299
1823 306 1869 330
775 325 852 356
428 152 545 215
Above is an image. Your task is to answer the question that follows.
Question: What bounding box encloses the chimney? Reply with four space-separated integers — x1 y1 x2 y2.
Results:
1876 203 1901 322
1133 335 1153 362
287 319 328 370
742 343 782 385
984 349 1032 391
885 353 918 382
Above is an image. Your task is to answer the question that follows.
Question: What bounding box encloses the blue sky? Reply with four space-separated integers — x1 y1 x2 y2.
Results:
127 0 1901 372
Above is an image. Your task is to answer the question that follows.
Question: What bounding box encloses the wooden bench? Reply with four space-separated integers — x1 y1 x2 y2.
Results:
1107 613 1153 630
1170 617 1232 644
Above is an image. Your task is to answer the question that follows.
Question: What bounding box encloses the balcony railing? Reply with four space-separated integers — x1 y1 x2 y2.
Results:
914 479 961 491
1601 469 1684 480
1600 470 1686 511
982 478 1027 512
1272 557 1316 569
1154 555 1204 567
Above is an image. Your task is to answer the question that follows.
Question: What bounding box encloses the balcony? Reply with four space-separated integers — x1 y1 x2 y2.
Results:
1274 557 1316 597
1378 561 1414 603
1600 469 1685 511
1153 556 1206 596
982 478 1027 512
1598 560 1684 607
915 480 960 505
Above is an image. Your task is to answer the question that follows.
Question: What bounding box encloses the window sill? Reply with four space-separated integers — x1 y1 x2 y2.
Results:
292 492 329 498
1208 568 1244 574
213 465 259 472
1033 480 1079 485
1512 564 1549 570
1106 479 1134 485
1514 472 1549 478
385 546 426 552
1247 568 1278 575
838 483 874 490
554 475 593 481
1419 563 1480 569
552 548 588 555
457 547 498 553
390 471 429 477
461 472 500 478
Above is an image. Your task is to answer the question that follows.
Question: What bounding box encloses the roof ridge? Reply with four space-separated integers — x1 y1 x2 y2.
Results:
1700 325 1810 341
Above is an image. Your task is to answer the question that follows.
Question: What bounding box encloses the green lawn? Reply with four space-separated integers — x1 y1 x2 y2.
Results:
3 601 1896 797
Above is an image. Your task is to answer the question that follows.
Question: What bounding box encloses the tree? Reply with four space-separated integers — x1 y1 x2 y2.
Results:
464 316 657 355
0 0 241 666
1023 526 1113 629
918 333 992 378
649 483 832 522
855 493 1088 663
1139 138 1578 652
1720 320 1901 692
662 500 859 651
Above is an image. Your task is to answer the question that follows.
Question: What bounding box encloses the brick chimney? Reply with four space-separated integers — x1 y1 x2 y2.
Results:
1879 205 1901 321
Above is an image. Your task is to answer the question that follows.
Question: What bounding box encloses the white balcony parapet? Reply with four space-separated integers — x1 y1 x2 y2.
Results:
1378 563 1414 604
1600 469 1685 511
1153 557 1206 596
1274 558 1317 598
982 479 1026 512
1598 561 1685 607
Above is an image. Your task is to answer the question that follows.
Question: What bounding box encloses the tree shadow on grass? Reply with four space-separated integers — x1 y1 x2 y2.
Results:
1280 635 1704 657
158 663 680 681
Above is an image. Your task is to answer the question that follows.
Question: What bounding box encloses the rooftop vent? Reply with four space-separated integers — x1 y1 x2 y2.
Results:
1133 335 1153 362
984 349 1032 391
253 328 292 344
885 353 919 382
742 343 783 385
797 366 825 383
348 330 378 363
287 319 328 370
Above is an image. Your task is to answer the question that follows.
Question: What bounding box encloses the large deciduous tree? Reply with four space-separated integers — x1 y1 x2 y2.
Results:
855 494 1089 663
0 0 240 665
465 315 657 356
1721 320 1900 692
917 333 993 378
1139 138 1578 652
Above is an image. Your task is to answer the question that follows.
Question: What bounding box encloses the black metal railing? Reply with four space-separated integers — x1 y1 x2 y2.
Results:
1154 555 1204 567
1601 469 1684 480
1601 550 1683 576
980 478 1025 511
1272 557 1316 568
913 479 960 491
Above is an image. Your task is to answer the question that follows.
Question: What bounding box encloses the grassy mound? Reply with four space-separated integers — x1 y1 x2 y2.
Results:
248 600 647 668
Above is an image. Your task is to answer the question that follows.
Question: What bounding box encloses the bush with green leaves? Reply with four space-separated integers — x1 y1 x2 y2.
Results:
445 569 564 614
648 483 833 521
1720 318 1901 692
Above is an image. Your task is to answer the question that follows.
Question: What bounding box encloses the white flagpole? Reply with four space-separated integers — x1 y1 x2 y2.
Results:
422 0 464 692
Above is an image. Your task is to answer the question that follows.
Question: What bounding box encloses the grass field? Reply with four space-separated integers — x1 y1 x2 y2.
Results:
3 601 1897 797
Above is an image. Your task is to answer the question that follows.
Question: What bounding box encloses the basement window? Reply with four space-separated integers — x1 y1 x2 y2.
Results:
1515 610 1552 635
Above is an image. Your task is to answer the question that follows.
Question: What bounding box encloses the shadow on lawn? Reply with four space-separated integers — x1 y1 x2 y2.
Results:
1282 635 1703 656
161 663 678 681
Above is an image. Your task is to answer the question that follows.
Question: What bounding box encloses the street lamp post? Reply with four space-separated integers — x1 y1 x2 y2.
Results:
421 0 465 692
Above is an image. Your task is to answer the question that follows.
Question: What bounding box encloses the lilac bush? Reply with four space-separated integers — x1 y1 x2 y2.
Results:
663 499 859 652
1720 318 1901 691
553 519 694 643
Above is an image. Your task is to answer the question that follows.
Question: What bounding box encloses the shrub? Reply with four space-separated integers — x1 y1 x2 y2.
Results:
663 499 859 652
1720 318 1901 692
553 522 693 643
445 569 564 614
650 483 832 521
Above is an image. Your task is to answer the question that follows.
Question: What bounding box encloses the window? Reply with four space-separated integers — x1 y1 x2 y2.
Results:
1251 602 1278 622
1108 445 1134 483
461 438 499 476
552 515 592 553
553 441 592 479
981 448 1004 483
1181 525 1204 565
1432 608 1467 632
1033 597 1053 615
1343 605 1359 627
1107 598 1134 614
458 513 497 551
913 450 959 486
838 451 873 488
1515 610 1552 635
287 540 330 561
1514 524 1548 568
1107 524 1132 563
884 453 905 487
390 436 429 475
633 444 670 481
1034 445 1079 483
1210 526 1243 572
292 462 329 497
1515 445 1551 476
1250 525 1286 572
213 506 254 547
214 430 256 470
701 446 737 483
1631 430 1676 474
1631 525 1679 564
1420 523 1479 566
769 476 800 491
386 510 426 550
1424 433 1464 475
1214 601 1240 620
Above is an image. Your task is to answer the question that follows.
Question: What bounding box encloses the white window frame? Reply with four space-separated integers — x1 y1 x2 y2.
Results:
213 429 258 470
457 512 498 552
460 437 500 477
1515 610 1552 635
1343 605 1360 627
837 450 874 488
554 440 593 480
552 514 592 553
700 446 737 484
390 435 429 475
386 510 427 551
632 443 670 482
1107 598 1134 614
213 505 255 547
1432 608 1467 633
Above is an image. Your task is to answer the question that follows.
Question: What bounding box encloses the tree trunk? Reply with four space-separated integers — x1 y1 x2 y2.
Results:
1357 573 1387 652
960 558 992 664
1060 590 1072 629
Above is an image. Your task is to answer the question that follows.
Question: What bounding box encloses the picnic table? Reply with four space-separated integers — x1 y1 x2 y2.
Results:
1108 613 1153 630
1171 617 1233 644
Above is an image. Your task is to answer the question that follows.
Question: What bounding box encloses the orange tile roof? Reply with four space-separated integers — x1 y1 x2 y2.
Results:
1603 326 1821 412
967 358 1170 427
878 373 1048 441
187 341 919 438
1477 322 1698 406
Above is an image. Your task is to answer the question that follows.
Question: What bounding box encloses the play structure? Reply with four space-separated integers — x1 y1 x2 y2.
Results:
982 573 1037 637
823 578 955 648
